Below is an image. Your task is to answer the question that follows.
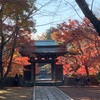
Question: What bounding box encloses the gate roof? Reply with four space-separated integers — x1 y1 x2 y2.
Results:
33 40 67 55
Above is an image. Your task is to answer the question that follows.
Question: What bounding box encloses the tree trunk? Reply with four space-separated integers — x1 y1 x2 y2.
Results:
0 47 4 89
0 8 4 89
0 37 6 89
3 26 19 81
84 65 89 77
75 0 100 36
0 21 19 89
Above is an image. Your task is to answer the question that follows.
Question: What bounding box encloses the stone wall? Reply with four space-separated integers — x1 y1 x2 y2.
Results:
64 75 99 86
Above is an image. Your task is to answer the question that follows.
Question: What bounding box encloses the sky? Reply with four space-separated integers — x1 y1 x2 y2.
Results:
33 0 100 38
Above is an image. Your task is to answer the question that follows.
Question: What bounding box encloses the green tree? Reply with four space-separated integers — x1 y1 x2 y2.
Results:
45 27 54 40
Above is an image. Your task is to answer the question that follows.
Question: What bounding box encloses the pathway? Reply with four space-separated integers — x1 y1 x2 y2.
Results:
33 86 74 100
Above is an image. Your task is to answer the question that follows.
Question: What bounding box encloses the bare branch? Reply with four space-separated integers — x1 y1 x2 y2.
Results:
36 19 66 27
91 0 94 11
33 0 53 15
64 0 83 20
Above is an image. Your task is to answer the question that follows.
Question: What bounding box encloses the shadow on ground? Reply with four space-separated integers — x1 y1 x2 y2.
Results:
0 87 33 100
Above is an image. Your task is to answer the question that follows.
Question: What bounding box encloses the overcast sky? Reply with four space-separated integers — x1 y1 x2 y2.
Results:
33 0 100 37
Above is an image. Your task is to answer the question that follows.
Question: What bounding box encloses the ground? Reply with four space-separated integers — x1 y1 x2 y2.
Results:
57 85 100 100
0 87 33 100
0 86 100 100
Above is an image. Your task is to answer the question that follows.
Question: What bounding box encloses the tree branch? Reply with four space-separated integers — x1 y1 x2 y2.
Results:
75 0 100 36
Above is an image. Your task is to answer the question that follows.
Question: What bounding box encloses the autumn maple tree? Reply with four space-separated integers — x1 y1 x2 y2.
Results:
51 18 100 77
3 49 30 77
0 0 36 88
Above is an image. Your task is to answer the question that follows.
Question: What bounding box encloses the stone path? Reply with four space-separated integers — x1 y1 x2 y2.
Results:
33 86 74 100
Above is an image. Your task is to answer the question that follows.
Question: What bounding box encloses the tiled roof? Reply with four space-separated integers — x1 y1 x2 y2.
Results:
34 40 58 46
33 40 66 54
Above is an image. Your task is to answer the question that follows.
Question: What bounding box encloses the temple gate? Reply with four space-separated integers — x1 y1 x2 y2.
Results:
20 40 67 86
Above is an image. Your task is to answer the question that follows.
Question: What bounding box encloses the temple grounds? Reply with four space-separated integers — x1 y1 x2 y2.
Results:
0 85 100 100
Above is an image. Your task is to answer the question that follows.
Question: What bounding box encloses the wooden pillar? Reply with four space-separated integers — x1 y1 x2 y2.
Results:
55 64 63 81
31 64 33 82
51 63 53 81
33 63 35 83
24 65 31 81
32 65 35 84
30 59 35 84
51 58 56 82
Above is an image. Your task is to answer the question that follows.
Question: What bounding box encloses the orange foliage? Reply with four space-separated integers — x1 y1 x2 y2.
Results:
53 18 100 76
3 48 31 76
